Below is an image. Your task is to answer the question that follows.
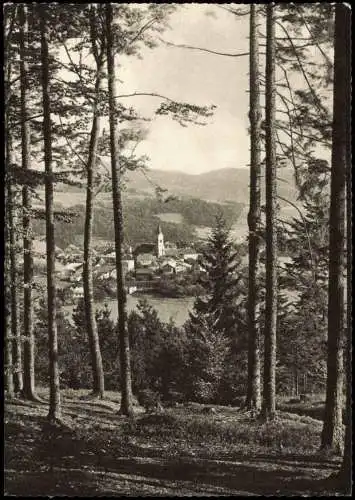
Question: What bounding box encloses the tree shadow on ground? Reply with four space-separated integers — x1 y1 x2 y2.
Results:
5 452 340 497
5 405 345 497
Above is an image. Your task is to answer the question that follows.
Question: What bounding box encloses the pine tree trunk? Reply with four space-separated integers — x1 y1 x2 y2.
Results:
262 3 277 421
83 66 105 399
39 5 61 423
5 40 15 398
340 4 352 489
9 166 23 395
246 3 262 412
294 367 299 397
335 6 351 487
19 4 36 401
106 3 134 417
321 3 347 454
5 178 15 397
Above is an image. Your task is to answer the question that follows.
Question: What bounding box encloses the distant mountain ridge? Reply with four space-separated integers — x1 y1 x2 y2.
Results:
56 164 298 206
122 165 298 205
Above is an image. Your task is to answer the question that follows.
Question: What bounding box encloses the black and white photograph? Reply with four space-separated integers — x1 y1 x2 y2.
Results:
3 3 352 496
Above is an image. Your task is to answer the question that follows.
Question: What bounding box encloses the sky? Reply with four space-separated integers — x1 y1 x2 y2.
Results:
117 4 251 175
55 4 332 177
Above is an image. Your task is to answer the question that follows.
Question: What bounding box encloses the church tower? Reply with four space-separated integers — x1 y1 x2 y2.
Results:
157 223 165 258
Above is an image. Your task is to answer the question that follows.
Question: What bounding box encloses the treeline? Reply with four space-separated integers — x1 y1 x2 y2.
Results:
31 197 243 249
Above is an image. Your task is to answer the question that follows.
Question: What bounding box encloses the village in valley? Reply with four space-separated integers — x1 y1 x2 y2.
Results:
36 223 203 302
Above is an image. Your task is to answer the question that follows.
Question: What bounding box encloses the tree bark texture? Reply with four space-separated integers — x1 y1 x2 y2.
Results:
106 3 134 416
246 3 262 412
262 3 277 421
8 158 23 394
5 173 15 397
335 5 352 488
5 37 15 397
39 5 61 423
321 3 348 454
83 40 105 397
19 3 37 401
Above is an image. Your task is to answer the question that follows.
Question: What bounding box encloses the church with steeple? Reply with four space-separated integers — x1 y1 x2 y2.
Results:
156 223 165 258
133 223 166 266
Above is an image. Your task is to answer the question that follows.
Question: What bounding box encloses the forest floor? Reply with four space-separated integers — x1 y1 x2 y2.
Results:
4 389 346 497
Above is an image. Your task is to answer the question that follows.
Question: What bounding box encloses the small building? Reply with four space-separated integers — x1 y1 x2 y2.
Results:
165 248 178 257
161 262 176 275
165 241 177 250
127 285 137 295
135 268 155 281
96 264 116 280
136 253 157 267
182 248 199 261
175 261 192 273
159 257 176 268
122 258 135 273
64 262 83 272
134 243 156 257
105 251 117 263
60 262 82 280
72 286 84 299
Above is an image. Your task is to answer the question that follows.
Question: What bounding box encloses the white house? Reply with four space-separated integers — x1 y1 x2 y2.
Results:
182 250 199 261
122 258 135 273
175 261 192 273
136 253 157 267
72 286 84 299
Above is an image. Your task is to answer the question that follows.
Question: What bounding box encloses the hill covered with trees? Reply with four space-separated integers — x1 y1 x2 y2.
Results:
32 196 244 249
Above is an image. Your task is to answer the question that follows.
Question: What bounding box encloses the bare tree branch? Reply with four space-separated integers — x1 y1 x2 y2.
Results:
60 38 91 99
295 6 333 66
275 20 327 115
277 194 316 285
217 5 250 17
124 16 159 50
8 113 45 131
57 114 88 169
159 37 249 57
115 91 178 102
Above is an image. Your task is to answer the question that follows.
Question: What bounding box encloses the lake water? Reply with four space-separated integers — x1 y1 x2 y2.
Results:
63 294 195 326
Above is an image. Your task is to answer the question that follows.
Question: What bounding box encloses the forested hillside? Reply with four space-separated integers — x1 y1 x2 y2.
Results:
31 196 244 249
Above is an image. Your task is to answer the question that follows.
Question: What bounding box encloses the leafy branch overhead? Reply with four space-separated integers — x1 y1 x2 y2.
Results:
9 165 84 188
155 101 216 127
31 208 80 223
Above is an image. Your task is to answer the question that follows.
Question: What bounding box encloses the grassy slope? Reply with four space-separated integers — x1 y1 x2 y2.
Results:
4 389 344 497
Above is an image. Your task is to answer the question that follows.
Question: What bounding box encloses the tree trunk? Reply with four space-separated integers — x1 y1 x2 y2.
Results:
294 367 299 397
5 34 15 398
336 5 351 489
105 3 134 417
19 3 37 401
262 3 277 421
39 5 61 423
321 3 347 454
83 48 105 399
8 165 23 395
5 177 15 397
246 3 262 412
